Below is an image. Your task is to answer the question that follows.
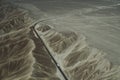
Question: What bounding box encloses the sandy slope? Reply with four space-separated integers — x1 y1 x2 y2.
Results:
12 0 120 64
1 0 120 80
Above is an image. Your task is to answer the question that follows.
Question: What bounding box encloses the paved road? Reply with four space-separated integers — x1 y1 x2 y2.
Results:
12 0 120 64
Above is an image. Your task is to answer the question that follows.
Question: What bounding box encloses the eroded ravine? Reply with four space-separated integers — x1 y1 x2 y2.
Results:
35 24 120 80
0 1 120 80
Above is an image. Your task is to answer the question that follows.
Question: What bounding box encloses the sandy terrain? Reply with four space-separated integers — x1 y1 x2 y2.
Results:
1 0 120 80
11 0 120 64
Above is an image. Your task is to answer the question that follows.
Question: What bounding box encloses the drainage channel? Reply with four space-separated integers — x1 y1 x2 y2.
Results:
32 24 68 80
